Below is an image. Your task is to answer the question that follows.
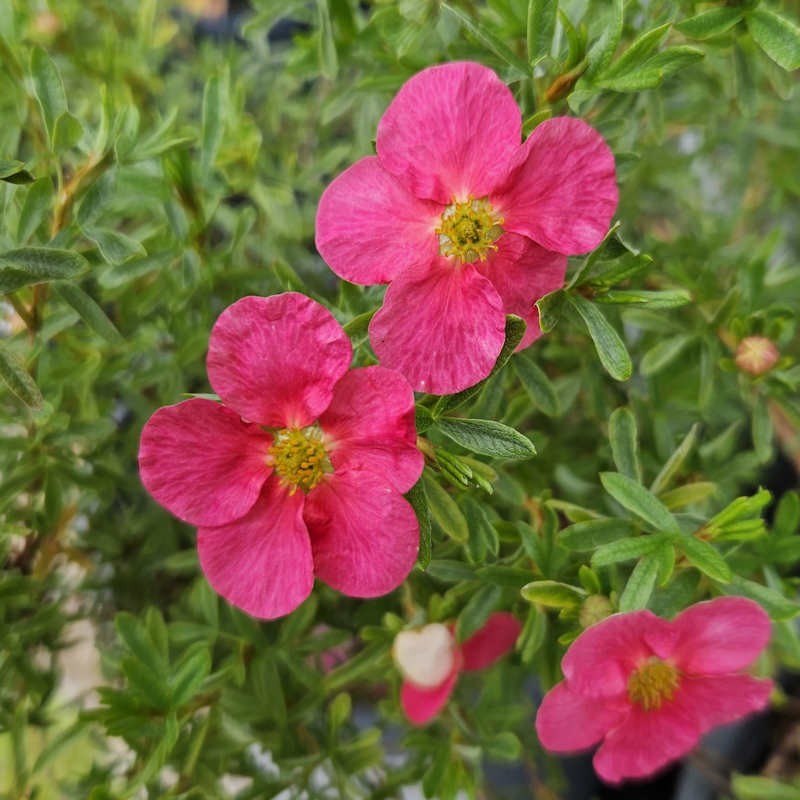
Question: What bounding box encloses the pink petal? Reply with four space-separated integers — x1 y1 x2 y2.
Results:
670 597 772 675
207 294 352 428
678 674 772 734
319 366 424 494
315 157 441 285
474 233 567 349
593 703 700 785
494 117 618 255
561 611 676 699
460 612 522 671
401 669 460 725
593 673 772 784
304 471 419 598
369 258 506 395
138 398 271 527
536 682 628 753
376 62 522 204
196 476 314 620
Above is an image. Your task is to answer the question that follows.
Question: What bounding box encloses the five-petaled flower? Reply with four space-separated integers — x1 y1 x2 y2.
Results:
316 61 618 395
138 292 424 620
392 612 521 725
535 597 772 784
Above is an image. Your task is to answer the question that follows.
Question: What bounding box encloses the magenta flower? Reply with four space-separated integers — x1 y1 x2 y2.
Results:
392 612 521 725
138 293 424 620
316 61 618 395
535 597 773 784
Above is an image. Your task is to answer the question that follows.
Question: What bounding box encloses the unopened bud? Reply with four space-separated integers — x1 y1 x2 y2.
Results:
579 595 613 629
735 336 779 376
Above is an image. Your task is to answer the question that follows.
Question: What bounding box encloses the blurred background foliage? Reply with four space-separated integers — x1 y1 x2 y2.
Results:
0 0 799 797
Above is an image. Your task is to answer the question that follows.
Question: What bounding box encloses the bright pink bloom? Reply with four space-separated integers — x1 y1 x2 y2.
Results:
138 293 424 619
393 612 521 725
316 61 618 395
535 597 773 784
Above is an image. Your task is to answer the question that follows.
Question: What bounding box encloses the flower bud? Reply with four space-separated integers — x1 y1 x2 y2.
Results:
735 336 779 376
579 594 614 629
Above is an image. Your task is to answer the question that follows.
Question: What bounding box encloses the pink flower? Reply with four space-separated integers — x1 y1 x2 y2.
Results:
535 597 773 784
138 293 424 620
316 61 618 395
392 612 521 725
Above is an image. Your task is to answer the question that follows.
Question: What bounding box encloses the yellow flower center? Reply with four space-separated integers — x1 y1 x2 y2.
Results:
627 658 680 711
436 196 504 263
268 426 331 494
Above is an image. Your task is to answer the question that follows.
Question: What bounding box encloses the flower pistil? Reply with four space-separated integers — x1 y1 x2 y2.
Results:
436 196 503 264
268 426 331 493
627 658 680 711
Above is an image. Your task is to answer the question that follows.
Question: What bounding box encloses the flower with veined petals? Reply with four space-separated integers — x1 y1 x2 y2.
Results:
535 597 773 784
392 613 521 725
138 292 424 619
316 61 618 395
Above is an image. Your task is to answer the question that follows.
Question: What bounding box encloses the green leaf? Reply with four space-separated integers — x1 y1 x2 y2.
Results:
651 424 700 495
425 559 475 583
406 480 432 569
747 8 800 71
558 517 635 551
456 584 503 641
535 289 566 333
619 554 660 611
30 46 68 143
677 7 743 40
731 775 800 800
671 534 731 583
609 407 641 482
521 580 586 609
433 315 526 415
463 495 499 560
752 395 773 464
53 111 84 152
0 342 43 409
442 4 532 78
422 471 468 543
0 159 34 184
0 247 89 292
201 70 228 174
512 352 560 417
598 22 671 80
640 333 695 376
568 294 632 381
115 611 167 674
594 289 691 308
600 472 680 532
316 0 339 79
170 646 212 708
585 0 623 79
518 605 548 662
660 482 716 510
435 417 537 460
591 534 670 567
527 0 557 64
85 227 146 265
17 178 52 243
53 283 123 345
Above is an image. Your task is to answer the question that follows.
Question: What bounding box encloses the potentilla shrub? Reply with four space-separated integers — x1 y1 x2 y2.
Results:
1 1 799 799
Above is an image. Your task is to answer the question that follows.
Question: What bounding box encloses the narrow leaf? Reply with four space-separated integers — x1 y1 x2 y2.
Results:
671 534 732 583
651 424 700 495
747 8 800 71
512 352 560 417
521 580 585 609
316 0 339 79
558 517 634 551
436 417 537 460
422 471 468 543
640 333 694 376
609 407 641 482
619 554 659 611
0 247 88 292
677 8 743 40
30 46 67 142
0 343 43 409
0 159 33 184
406 480 432 569
568 294 632 380
53 283 123 344
527 0 557 64
600 471 680 532
456 584 503 641
592 534 669 567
